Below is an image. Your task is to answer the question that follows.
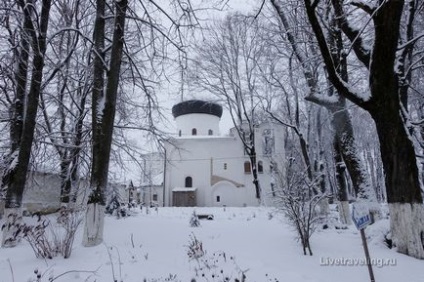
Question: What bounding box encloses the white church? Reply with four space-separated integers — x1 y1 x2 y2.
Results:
163 100 285 207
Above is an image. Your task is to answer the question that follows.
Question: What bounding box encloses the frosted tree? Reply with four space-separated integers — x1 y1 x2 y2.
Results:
268 1 379 224
82 0 128 247
82 0 210 246
1 0 53 247
38 0 93 205
190 14 268 201
301 0 424 258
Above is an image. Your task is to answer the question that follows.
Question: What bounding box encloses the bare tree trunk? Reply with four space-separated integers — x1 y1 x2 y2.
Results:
304 0 424 258
2 0 52 247
334 140 350 225
83 0 128 247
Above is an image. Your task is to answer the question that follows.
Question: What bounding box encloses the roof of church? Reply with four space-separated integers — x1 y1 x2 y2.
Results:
172 100 223 118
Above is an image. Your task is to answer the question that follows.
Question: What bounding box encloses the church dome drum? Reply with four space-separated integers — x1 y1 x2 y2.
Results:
172 100 222 136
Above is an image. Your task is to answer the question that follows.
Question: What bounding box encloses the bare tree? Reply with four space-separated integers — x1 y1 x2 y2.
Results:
82 0 128 247
301 0 424 258
1 0 53 247
82 0 205 246
275 166 326 256
38 0 93 205
269 1 378 224
190 13 267 201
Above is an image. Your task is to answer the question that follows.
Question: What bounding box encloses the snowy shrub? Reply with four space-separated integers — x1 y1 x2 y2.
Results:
1 211 24 247
105 196 129 218
21 215 56 259
186 233 205 260
275 169 327 256
55 206 84 258
190 251 247 282
186 235 248 282
189 211 201 227
276 190 326 256
105 187 130 218
2 207 83 259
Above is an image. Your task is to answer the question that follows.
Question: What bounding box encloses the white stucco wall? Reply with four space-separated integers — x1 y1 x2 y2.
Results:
165 110 286 207
175 113 220 136
165 136 261 207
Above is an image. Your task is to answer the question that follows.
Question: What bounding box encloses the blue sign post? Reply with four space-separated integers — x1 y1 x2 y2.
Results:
352 204 371 230
352 203 375 282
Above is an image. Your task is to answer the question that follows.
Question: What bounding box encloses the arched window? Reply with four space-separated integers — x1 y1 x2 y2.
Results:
258 161 263 174
208 129 213 135
185 176 193 187
192 128 197 135
244 161 251 174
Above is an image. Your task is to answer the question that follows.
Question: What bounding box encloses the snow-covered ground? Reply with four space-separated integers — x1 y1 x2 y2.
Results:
1 207 423 282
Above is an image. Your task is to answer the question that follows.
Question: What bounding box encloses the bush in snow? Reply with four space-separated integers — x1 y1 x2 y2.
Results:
275 170 327 256
105 192 129 218
1 211 24 247
186 233 205 260
1 207 83 259
186 234 248 281
189 211 201 227
55 206 84 258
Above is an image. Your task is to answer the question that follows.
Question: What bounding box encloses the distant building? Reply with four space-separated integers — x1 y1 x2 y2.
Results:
0 170 132 216
163 100 285 207
139 152 164 207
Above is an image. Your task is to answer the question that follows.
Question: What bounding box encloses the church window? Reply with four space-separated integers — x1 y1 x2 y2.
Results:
192 128 197 135
258 161 263 174
271 183 276 197
244 161 251 174
185 176 193 187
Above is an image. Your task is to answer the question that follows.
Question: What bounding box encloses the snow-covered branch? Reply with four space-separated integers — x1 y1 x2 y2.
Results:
303 0 371 109
350 0 376 15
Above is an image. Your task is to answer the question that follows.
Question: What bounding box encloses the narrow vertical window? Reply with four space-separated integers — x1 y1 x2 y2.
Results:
208 129 213 135
192 128 197 135
216 196 221 202
178 130 182 136
185 176 193 187
258 161 263 174
271 183 276 197
224 163 228 170
244 161 251 174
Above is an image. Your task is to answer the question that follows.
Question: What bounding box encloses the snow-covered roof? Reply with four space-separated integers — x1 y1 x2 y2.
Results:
172 187 197 192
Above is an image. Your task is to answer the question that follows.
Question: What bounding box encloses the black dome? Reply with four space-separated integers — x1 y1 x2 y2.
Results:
172 100 223 118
